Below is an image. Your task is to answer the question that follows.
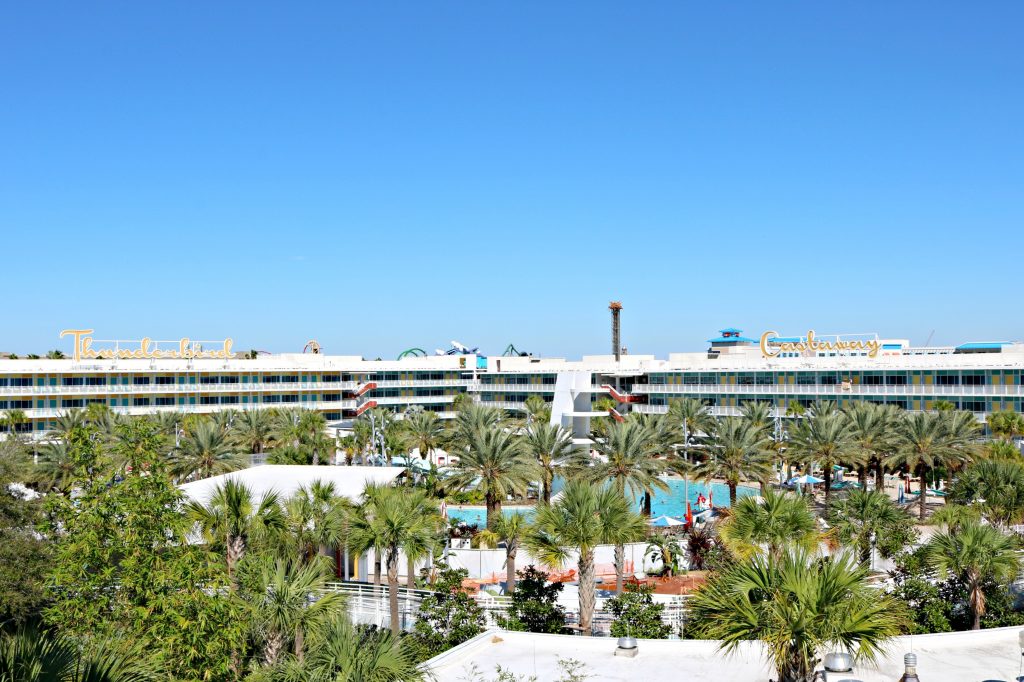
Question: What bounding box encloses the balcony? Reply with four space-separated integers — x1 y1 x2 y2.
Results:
630 383 1022 398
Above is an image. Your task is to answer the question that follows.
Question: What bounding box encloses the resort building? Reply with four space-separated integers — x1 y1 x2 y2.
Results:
2 328 1022 437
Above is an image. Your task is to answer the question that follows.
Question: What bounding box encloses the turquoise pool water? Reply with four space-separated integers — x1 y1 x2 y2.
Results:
447 479 758 527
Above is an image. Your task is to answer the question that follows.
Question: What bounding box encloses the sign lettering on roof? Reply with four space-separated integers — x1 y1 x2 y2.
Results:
760 330 880 359
59 329 236 363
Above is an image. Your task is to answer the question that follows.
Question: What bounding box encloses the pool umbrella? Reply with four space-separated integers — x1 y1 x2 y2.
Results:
789 474 825 485
685 501 693 526
649 515 686 527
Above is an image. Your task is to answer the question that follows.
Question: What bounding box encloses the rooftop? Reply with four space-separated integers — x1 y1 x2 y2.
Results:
424 627 1023 681
178 465 402 505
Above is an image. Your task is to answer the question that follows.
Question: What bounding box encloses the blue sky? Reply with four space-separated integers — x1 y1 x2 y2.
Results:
2 3 1021 358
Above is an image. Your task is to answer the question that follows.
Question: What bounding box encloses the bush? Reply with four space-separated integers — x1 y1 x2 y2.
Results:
604 582 671 639
411 564 486 660
495 566 566 634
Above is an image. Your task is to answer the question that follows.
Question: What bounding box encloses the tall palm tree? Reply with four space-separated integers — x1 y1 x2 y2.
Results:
688 548 905 682
273 408 308 451
401 410 444 463
525 481 646 634
522 422 578 503
886 411 961 521
591 419 668 516
247 557 345 664
926 520 1022 630
231 409 277 458
274 615 426 682
694 417 774 505
491 512 529 593
0 628 159 682
843 402 897 489
718 488 819 560
828 488 914 564
590 419 668 592
989 410 1024 441
446 403 503 454
739 401 774 437
185 479 286 589
449 425 536 529
347 486 439 636
786 401 854 510
299 410 329 464
170 420 247 481
668 397 714 459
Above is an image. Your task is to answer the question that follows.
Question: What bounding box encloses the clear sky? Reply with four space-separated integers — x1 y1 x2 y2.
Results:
2 3 1021 359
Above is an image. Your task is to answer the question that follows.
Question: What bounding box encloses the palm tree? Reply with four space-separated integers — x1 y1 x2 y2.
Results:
844 402 898 489
299 410 329 464
694 417 774 505
948 459 1024 528
522 422 578 503
52 409 87 441
282 480 349 565
525 481 646 634
273 408 307 451
492 512 529 593
786 401 854 510
247 557 345 664
231 409 277 458
274 615 426 682
170 420 247 481
718 488 819 560
445 403 503 455
36 441 77 493
689 549 905 682
45 349 66 359
347 486 439 636
185 479 286 589
0 409 27 438
887 411 961 521
591 419 668 516
989 410 1024 441
644 534 683 577
926 520 1022 630
449 424 536 529
402 409 444 463
739 401 774 436
828 488 914 564
0 628 159 681
668 397 714 464
523 395 550 425
590 419 668 592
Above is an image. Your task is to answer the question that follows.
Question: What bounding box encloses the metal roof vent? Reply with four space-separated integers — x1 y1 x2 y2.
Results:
898 653 919 682
824 652 853 672
614 636 638 658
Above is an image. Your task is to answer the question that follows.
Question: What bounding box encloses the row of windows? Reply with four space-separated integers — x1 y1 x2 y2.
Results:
646 395 1014 413
0 399 32 409
648 370 1013 386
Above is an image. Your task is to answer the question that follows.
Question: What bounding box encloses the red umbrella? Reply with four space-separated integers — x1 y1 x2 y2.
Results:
686 501 693 526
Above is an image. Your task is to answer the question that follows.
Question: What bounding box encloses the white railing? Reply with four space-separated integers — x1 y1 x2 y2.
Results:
469 383 556 393
0 380 360 396
631 383 1022 397
368 395 458 406
321 580 689 635
369 380 469 389
16 400 357 420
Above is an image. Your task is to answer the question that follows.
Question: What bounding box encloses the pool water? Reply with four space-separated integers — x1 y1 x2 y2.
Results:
447 478 758 527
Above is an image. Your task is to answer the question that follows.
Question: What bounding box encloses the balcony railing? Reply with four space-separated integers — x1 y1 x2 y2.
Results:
0 380 359 396
631 383 1022 397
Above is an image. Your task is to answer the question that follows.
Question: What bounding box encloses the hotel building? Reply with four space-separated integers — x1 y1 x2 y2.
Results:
1 329 1022 438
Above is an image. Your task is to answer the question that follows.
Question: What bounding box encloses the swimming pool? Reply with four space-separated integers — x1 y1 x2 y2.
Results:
447 478 758 527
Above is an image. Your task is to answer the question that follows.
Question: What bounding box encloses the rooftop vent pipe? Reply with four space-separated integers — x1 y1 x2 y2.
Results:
898 652 919 682
614 635 637 658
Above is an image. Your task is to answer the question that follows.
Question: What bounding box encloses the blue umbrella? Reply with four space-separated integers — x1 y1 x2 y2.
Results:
789 474 825 485
648 515 686 528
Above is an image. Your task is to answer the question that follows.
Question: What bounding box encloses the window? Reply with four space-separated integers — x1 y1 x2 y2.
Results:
324 393 341 402
86 377 107 386
61 399 85 408
155 376 175 385
200 376 220 384
263 395 281 404
281 395 298 403
133 376 151 385
133 397 151 407
885 375 908 386
861 375 883 386
62 377 84 386
962 373 985 386
936 374 959 386
200 396 219 405
221 396 239 404
155 397 175 406
10 378 31 387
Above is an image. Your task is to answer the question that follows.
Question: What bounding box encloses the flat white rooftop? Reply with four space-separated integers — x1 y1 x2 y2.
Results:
178 464 401 505
425 627 1016 681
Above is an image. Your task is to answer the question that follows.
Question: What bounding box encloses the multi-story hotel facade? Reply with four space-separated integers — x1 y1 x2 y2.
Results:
2 328 1022 438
